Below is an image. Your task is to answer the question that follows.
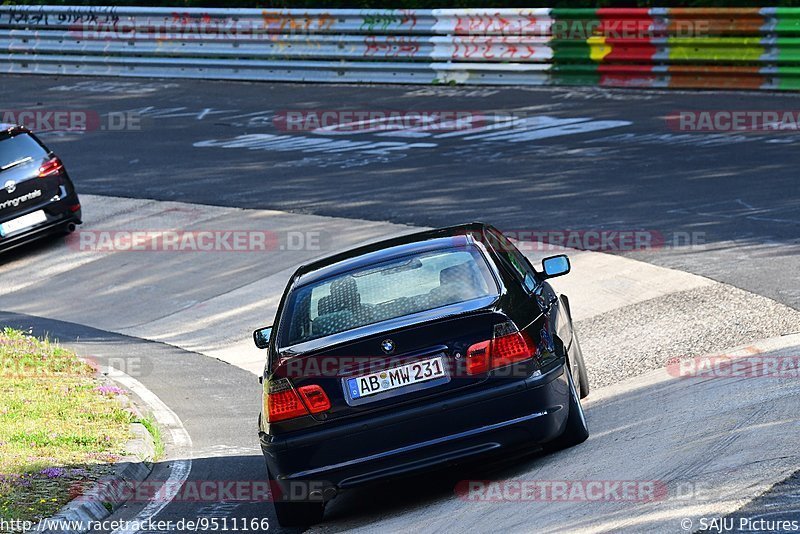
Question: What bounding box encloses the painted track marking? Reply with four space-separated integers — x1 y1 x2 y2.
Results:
105 366 193 534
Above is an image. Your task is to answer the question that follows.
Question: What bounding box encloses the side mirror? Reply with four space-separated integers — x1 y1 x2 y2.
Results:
253 326 273 350
542 255 570 278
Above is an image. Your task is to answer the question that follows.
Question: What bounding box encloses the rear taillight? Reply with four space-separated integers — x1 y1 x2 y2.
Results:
298 384 331 413
492 321 534 368
466 321 537 375
466 340 491 375
38 157 63 178
264 378 331 423
266 378 307 422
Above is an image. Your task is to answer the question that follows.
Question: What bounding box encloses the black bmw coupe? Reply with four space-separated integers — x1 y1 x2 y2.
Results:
254 223 590 526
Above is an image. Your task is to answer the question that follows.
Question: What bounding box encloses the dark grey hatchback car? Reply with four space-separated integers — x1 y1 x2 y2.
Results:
0 124 81 253
254 223 590 527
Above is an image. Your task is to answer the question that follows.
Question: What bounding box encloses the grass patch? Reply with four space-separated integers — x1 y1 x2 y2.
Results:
0 328 133 531
134 413 164 461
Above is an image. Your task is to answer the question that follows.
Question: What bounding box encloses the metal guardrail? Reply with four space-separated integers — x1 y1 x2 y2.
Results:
2 5 800 90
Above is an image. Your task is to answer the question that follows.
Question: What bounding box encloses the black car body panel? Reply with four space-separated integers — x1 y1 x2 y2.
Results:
257 223 586 514
0 124 81 253
268 363 569 489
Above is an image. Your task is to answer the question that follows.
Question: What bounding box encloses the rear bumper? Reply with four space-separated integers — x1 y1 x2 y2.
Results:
0 193 81 253
261 362 570 494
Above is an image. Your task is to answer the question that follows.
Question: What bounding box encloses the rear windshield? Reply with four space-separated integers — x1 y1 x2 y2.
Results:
0 134 48 171
279 246 497 348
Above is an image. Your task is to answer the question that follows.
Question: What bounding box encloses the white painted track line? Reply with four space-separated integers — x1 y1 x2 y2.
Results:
105 367 192 534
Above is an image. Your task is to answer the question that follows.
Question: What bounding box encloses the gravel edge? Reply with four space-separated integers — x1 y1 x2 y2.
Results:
575 282 800 390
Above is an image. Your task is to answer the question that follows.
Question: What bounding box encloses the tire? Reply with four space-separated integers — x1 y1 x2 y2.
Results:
268 469 325 528
561 295 589 399
273 499 325 528
570 330 590 399
544 366 589 452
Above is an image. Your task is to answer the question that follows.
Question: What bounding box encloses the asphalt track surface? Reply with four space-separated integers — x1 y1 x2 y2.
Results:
1 75 799 533
2 75 799 309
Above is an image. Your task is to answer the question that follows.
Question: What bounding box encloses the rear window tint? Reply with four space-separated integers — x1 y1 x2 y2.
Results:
280 246 497 347
0 134 48 171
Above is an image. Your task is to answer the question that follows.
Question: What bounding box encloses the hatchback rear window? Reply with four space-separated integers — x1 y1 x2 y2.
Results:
280 246 498 347
0 134 48 172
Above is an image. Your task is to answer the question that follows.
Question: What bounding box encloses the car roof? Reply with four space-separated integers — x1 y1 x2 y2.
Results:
294 222 495 287
0 124 29 138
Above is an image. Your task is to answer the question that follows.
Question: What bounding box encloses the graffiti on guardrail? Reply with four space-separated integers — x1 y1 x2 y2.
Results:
360 10 417 32
3 5 119 26
448 37 545 60
365 36 420 58
261 10 335 35
453 14 546 36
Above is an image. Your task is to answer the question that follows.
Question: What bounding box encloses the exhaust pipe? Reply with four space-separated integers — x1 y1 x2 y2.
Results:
66 223 76 233
309 487 338 501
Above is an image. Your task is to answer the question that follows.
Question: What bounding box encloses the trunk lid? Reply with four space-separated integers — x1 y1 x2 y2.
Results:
272 309 510 424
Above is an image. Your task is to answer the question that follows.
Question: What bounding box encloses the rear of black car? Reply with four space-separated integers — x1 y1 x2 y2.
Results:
0 125 81 252
258 229 578 526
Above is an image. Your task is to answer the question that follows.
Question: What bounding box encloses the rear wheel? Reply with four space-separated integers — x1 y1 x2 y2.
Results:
545 366 589 452
570 330 590 399
273 499 325 528
268 470 325 528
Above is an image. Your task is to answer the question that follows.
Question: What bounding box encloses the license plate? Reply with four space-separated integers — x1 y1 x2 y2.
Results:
0 210 47 237
346 356 447 399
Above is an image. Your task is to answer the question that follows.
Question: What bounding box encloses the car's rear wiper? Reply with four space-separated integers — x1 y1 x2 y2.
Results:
1 156 33 172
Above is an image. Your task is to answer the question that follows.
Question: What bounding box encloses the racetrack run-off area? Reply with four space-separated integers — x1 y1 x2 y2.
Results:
0 74 798 533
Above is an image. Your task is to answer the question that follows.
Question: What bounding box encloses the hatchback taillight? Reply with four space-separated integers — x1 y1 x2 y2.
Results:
466 321 537 375
264 378 331 422
38 157 63 178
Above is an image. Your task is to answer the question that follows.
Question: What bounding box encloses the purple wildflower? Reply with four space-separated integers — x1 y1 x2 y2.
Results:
95 385 125 396
40 467 66 479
